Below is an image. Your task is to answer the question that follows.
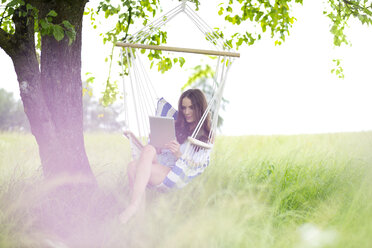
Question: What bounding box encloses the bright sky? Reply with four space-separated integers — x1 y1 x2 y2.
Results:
1 0 372 136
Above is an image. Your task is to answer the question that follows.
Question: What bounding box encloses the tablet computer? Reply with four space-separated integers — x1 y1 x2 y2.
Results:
149 116 176 148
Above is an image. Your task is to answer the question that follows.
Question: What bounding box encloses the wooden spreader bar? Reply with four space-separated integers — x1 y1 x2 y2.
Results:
116 42 240 58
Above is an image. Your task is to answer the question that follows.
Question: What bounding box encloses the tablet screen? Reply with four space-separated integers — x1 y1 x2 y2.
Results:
149 116 176 148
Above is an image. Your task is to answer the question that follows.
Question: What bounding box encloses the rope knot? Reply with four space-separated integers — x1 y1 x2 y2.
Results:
181 0 187 11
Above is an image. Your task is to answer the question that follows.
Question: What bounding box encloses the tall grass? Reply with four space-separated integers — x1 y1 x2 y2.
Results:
0 131 371 247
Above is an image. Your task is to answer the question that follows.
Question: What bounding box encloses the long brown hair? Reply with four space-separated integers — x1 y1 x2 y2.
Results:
175 89 211 144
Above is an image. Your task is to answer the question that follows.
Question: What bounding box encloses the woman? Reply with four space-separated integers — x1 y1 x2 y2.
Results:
119 89 211 223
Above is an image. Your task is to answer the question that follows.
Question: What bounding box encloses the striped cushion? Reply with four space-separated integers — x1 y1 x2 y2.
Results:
162 152 211 189
155 98 178 119
161 142 212 189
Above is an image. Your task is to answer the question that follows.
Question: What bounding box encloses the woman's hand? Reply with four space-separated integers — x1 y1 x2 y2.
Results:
165 140 182 158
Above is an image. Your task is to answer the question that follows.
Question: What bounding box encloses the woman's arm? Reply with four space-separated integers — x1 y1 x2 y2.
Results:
164 140 182 158
123 131 144 150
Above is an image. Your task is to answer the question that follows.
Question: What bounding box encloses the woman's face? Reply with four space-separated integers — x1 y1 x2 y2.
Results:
181 97 196 126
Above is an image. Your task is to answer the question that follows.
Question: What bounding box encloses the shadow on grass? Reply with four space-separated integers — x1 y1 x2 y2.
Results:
0 175 129 247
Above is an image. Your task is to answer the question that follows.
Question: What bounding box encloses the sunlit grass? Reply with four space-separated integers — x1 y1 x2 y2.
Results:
0 131 371 247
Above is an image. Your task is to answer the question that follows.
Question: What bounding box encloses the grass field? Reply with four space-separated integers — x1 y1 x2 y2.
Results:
0 132 371 247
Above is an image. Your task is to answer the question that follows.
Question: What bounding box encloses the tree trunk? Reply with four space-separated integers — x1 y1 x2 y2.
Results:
2 0 95 182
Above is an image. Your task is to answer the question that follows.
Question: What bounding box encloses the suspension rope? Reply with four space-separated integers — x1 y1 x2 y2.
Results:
118 1 238 150
183 4 231 50
124 48 144 139
118 1 240 57
120 51 129 129
128 4 183 44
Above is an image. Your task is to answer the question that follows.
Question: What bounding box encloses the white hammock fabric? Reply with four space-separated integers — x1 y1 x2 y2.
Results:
119 1 237 189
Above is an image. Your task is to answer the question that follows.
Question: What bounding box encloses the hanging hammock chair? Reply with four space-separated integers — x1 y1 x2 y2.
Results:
116 1 240 189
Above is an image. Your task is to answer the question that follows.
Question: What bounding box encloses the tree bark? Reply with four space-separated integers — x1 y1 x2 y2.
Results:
2 0 96 182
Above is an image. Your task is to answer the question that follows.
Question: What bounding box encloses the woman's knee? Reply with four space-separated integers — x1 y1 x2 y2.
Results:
141 144 157 157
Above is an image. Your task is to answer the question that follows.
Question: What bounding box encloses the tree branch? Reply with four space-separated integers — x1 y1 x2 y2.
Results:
0 28 15 57
10 4 37 55
342 0 366 13
122 6 132 41
3 2 40 85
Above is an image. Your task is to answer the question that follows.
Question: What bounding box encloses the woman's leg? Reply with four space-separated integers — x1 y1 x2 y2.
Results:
129 145 156 207
126 161 137 191
120 145 170 223
126 160 137 201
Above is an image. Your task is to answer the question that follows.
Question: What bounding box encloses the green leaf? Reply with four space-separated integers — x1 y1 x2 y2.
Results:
179 57 185 67
6 0 20 7
62 20 73 29
40 19 48 29
236 38 243 47
65 30 76 45
86 76 95 84
101 79 119 106
53 25 65 41
47 10 58 17
218 7 224 15
39 19 52 35
26 3 33 11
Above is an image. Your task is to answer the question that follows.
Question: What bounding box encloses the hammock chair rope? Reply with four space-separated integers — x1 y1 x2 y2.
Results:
117 1 239 182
